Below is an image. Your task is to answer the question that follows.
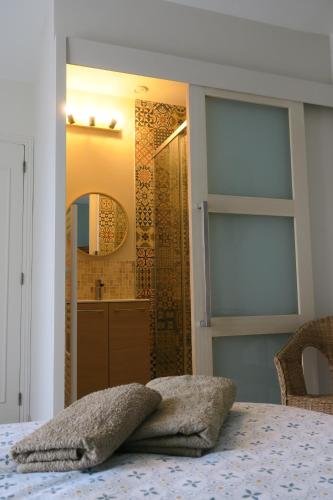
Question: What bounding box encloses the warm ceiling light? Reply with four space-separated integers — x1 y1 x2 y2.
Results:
134 85 149 94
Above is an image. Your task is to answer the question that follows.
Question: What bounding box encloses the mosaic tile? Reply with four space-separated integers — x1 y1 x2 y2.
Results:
136 248 154 268
99 195 127 255
135 99 191 377
136 226 155 247
136 205 154 226
136 165 153 186
66 236 136 301
135 186 154 208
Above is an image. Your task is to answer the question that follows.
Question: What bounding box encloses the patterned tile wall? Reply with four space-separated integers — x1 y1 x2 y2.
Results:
98 195 128 255
135 99 192 377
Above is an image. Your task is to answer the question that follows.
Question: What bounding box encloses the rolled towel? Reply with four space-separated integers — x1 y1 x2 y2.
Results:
123 375 236 457
11 383 161 472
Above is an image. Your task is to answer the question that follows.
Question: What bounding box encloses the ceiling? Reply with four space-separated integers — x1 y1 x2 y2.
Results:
67 65 187 106
1 0 333 84
165 0 333 35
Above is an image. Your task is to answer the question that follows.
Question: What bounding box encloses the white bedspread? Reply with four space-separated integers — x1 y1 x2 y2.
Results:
1 403 333 499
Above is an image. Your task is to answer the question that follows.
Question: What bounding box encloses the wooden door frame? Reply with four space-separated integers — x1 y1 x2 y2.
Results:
0 134 33 421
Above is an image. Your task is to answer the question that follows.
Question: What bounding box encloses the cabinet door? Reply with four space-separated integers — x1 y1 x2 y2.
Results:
109 302 150 386
77 303 109 398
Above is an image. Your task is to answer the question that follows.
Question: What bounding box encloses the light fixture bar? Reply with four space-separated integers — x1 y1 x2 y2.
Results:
66 113 122 132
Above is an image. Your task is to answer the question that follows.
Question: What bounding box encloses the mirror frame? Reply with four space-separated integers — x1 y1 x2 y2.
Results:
67 191 129 257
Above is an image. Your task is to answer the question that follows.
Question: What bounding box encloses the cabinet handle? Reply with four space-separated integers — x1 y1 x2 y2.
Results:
78 309 104 313
113 308 147 312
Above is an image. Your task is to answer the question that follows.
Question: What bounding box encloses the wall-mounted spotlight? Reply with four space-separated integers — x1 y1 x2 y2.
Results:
109 118 117 129
67 114 75 125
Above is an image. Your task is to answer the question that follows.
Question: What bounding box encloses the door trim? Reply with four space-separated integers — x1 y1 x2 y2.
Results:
187 85 213 374
68 38 333 108
0 134 33 421
61 38 320 390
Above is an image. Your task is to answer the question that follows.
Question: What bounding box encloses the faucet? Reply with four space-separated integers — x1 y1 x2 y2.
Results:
95 279 105 300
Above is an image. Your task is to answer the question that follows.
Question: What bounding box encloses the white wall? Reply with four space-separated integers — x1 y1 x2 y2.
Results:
30 1 59 420
305 106 333 317
305 105 333 393
0 78 34 421
0 79 34 137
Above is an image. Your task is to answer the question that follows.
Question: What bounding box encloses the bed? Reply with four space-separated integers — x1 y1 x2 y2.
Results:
1 403 333 499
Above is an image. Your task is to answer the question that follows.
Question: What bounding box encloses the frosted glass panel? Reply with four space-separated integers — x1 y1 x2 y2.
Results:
206 97 292 198
209 214 298 316
213 333 291 403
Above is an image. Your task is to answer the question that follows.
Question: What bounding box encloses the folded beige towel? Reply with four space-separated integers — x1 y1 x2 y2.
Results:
123 375 236 457
11 384 161 473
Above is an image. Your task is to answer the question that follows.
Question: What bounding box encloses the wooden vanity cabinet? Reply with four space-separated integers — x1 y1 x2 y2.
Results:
77 302 109 399
108 301 150 387
77 300 150 398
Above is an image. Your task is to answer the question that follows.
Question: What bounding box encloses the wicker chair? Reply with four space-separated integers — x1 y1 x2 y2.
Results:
274 316 333 415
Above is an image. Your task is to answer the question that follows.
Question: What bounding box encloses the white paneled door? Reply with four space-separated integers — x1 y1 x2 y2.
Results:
0 141 24 423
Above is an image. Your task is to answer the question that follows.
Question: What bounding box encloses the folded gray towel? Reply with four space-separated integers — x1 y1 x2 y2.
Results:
11 384 161 472
123 375 236 457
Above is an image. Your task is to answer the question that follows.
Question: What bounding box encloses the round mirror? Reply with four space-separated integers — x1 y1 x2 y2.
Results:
67 193 128 256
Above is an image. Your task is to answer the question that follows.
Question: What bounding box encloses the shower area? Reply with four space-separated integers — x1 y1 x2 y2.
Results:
135 100 192 378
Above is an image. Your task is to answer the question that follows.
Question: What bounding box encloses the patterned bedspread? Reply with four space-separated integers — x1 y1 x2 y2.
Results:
1 403 333 499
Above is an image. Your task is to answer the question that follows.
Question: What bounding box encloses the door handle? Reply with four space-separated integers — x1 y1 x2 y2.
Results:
199 200 212 327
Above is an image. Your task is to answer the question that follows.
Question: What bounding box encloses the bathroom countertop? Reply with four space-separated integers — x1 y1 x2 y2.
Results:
76 299 150 303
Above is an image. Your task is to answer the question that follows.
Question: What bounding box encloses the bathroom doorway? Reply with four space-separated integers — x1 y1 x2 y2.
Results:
65 66 192 404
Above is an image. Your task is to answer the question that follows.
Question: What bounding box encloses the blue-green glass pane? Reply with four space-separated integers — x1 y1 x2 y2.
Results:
213 333 291 403
209 214 298 316
206 97 292 198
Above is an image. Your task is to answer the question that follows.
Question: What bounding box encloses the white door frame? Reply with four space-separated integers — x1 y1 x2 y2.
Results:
0 134 33 421
57 37 332 397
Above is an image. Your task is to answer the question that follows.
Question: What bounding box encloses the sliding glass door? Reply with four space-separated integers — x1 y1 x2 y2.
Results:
188 87 315 403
